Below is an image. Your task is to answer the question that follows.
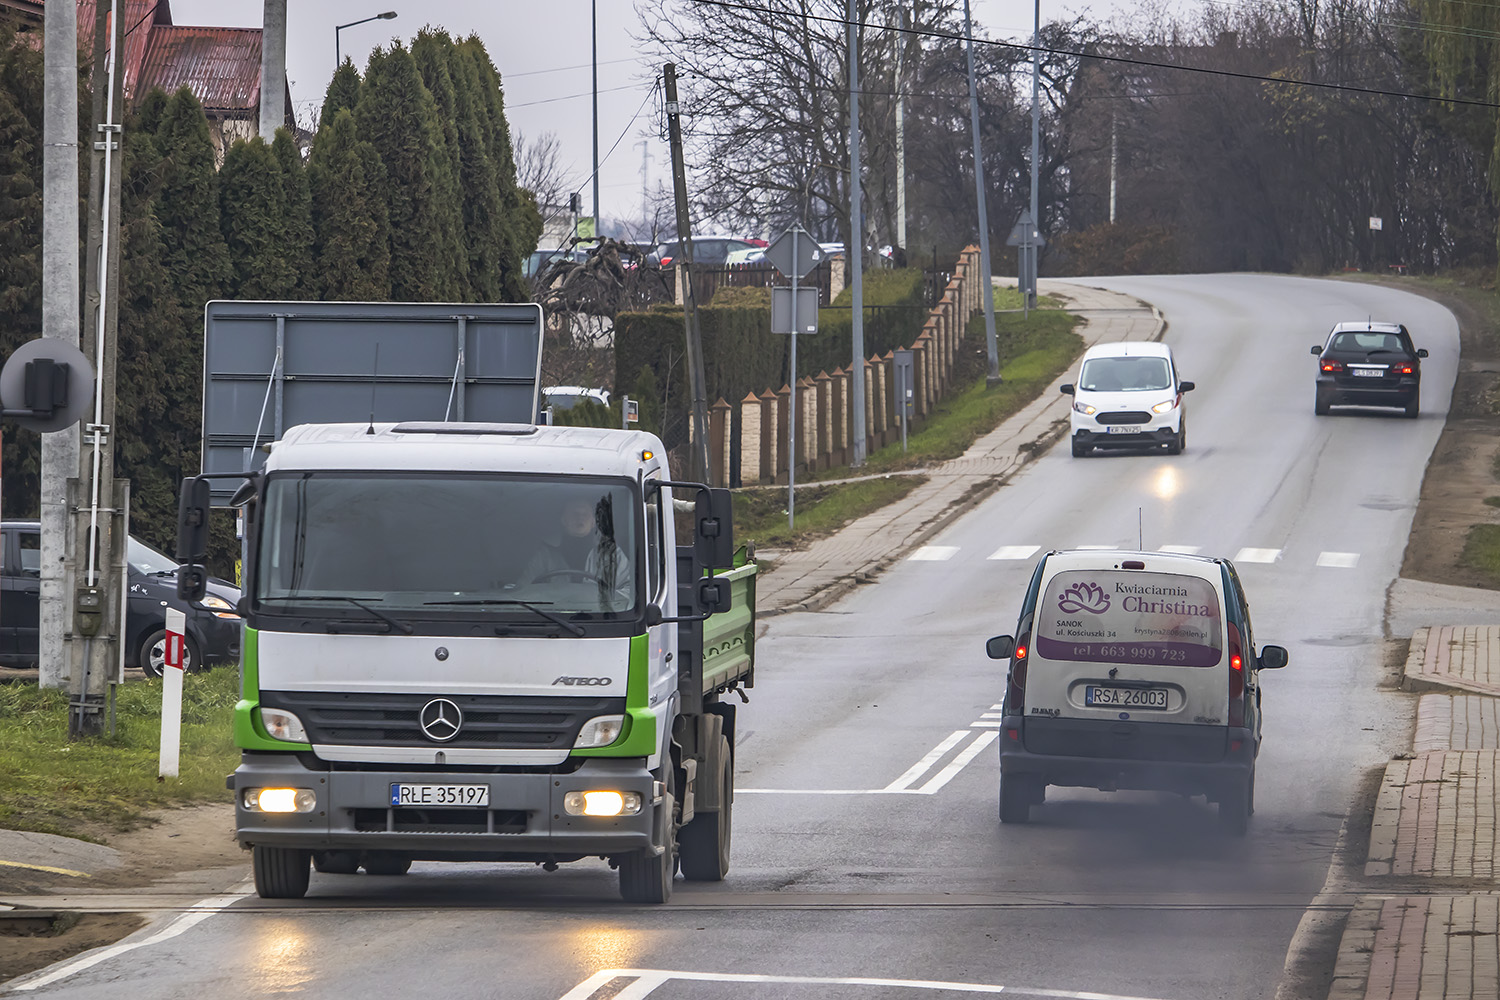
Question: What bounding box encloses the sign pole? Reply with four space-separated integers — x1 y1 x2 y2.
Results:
788 229 798 530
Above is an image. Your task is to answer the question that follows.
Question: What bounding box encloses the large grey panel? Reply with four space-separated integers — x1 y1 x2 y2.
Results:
202 301 543 503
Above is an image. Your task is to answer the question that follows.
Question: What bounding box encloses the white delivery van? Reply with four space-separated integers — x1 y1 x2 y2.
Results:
1061 341 1193 456
985 549 1288 834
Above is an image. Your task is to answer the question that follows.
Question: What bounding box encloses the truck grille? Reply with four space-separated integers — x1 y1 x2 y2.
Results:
1095 411 1151 425
260 691 624 750
353 807 528 834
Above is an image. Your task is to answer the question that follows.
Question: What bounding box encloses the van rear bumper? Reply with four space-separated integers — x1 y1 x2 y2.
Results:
997 717 1255 799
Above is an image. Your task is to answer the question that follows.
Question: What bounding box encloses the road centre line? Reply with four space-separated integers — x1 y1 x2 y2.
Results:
0 859 88 878
9 881 254 992
557 967 1177 1000
883 730 971 791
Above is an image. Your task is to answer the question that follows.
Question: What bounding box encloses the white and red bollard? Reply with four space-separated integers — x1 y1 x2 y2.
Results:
157 607 186 778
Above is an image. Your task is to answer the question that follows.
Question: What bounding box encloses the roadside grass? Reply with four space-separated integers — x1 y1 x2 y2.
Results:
1460 524 1500 584
0 668 238 839
735 291 1081 550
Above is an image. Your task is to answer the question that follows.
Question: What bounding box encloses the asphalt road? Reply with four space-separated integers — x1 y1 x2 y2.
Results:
6 275 1459 1000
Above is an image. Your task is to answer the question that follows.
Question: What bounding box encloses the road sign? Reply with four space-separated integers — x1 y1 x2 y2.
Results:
0 338 95 433
765 224 823 280
1006 210 1046 248
1369 217 1383 231
772 287 820 335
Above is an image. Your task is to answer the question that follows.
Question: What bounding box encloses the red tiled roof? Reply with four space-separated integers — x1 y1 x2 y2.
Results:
75 0 169 100
138 25 261 112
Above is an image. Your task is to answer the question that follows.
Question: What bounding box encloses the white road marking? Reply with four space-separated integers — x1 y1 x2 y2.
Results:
980 712 1004 719
9 882 253 991
883 730 970 791
1316 551 1360 568
1234 547 1281 563
987 544 1040 560
909 545 959 561
1075 544 1118 550
557 968 1177 1000
914 730 998 794
971 720 1003 728
1157 544 1201 554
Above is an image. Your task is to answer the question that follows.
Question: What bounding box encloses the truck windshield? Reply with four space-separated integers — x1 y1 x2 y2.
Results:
255 473 639 617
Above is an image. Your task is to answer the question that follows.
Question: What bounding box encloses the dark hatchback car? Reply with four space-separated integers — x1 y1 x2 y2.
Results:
1312 322 1428 418
0 521 241 677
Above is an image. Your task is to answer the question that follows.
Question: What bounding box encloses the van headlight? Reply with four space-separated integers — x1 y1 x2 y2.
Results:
259 708 308 743
199 594 241 619
573 715 625 748
1073 402 1097 415
1152 399 1177 414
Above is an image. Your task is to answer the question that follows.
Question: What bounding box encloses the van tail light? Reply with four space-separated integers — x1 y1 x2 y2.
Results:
1320 360 1343 373
1008 651 1028 715
1227 623 1245 728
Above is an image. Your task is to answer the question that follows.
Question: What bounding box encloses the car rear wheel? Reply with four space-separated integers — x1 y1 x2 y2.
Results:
1404 391 1420 419
1314 388 1332 416
999 775 1037 824
139 629 201 679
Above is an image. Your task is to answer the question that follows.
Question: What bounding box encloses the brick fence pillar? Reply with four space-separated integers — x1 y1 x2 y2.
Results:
814 370 832 471
740 392 763 485
831 367 848 468
709 397 731 487
759 388 779 486
775 384 791 484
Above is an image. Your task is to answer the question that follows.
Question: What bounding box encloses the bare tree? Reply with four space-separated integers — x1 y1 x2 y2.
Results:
514 130 577 232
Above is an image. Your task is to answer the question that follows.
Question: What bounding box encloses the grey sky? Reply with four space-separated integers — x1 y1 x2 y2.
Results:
169 1 1183 235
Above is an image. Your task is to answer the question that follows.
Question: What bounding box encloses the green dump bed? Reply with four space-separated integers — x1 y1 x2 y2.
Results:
698 559 757 695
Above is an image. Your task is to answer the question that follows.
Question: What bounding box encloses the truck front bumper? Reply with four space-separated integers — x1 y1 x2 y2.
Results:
232 752 657 861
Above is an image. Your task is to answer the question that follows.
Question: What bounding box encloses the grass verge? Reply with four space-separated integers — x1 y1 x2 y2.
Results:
736 475 927 550
1460 524 1500 584
0 668 238 838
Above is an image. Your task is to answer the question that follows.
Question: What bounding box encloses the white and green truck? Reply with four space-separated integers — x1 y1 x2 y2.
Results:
176 302 755 903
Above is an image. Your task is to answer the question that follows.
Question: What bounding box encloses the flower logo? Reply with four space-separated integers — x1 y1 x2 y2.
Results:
1058 581 1110 614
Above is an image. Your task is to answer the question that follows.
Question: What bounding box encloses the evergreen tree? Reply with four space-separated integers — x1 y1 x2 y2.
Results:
308 108 391 300
444 31 504 301
412 29 469 299
356 42 447 300
272 127 314 296
320 59 363 131
219 137 295 298
0 29 44 513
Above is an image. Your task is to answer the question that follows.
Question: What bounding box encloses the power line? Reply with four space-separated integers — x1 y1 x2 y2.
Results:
685 0 1500 110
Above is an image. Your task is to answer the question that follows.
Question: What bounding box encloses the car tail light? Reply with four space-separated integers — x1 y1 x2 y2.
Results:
660 256 674 267
1389 363 1413 375
1320 359 1343 373
1227 623 1245 728
1008 645 1028 713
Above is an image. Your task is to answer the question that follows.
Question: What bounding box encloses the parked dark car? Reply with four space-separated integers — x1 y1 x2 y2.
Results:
1312 322 1428 418
0 521 241 677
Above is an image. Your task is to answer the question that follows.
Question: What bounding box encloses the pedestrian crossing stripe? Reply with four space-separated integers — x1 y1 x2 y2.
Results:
1317 551 1359 568
1234 547 1282 563
987 544 1040 560
908 545 959 561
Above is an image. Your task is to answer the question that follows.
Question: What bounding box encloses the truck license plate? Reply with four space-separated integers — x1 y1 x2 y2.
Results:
1085 686 1168 709
390 783 490 807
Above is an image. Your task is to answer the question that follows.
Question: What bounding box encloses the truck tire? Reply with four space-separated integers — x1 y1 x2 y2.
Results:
361 853 412 876
619 767 677 903
679 735 732 881
313 851 360 875
999 775 1034 824
253 846 311 899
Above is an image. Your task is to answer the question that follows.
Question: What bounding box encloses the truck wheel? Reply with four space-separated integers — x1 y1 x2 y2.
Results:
253 845 310 899
999 776 1034 824
1218 770 1254 836
679 735 732 881
313 851 360 875
619 767 677 903
361 853 412 876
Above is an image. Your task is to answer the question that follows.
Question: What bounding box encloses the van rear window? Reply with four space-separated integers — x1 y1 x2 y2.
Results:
1034 570 1223 667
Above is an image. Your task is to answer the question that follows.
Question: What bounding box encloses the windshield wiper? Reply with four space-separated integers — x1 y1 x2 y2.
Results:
424 598 585 637
260 595 414 635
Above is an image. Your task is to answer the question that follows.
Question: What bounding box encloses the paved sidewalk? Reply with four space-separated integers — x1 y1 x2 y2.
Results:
758 279 1162 615
1329 625 1500 1000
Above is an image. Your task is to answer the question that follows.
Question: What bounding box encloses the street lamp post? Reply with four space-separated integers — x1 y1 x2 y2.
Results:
336 11 397 67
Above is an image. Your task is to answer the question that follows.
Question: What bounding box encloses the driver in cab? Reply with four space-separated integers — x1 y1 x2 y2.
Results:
522 495 632 608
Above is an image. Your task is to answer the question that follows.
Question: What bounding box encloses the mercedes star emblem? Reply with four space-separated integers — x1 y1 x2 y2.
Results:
419 698 463 742
434 647 449 661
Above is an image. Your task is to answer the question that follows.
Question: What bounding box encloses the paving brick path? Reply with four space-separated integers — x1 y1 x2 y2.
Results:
1416 695 1500 753
759 280 1162 615
1367 750 1499 878
1331 896 1500 1000
1405 627 1500 697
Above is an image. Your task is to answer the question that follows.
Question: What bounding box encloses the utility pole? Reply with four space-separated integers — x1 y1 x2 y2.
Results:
848 0 866 467
894 7 907 255
40 0 82 691
964 0 1000 385
259 0 288 140
1109 112 1117 224
1027 0 1042 308
592 0 601 240
70 0 128 739
635 139 650 232
663 64 711 482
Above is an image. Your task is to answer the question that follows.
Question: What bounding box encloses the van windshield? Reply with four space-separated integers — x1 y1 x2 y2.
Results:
1034 570 1222 667
1078 356 1172 392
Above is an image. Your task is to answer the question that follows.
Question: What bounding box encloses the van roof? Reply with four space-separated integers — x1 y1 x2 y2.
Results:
1041 548 1224 578
1080 341 1173 362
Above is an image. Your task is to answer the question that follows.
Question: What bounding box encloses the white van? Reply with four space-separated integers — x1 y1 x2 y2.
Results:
985 549 1288 834
1061 342 1193 456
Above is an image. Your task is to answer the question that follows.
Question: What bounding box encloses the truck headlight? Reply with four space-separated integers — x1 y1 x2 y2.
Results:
563 790 643 817
259 708 308 743
573 715 625 748
242 788 317 813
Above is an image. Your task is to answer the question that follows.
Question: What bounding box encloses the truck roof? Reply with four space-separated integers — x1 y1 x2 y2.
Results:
265 422 669 480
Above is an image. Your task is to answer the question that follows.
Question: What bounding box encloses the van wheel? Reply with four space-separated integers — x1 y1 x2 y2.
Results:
679 735 732 881
361 853 412 876
999 776 1035 824
1167 423 1184 455
1219 772 1254 836
1071 436 1089 458
619 766 677 903
139 629 201 679
313 851 360 875
252 845 310 899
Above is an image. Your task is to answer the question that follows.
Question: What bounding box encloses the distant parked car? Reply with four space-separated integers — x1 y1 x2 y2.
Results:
650 236 759 267
724 247 766 265
1312 321 1427 418
0 521 241 677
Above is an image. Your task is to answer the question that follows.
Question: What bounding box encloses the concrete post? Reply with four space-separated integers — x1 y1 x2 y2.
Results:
740 392 762 486
259 0 288 139
709 398 730 488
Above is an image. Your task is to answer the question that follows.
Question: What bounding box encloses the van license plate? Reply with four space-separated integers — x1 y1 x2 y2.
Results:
390 784 490 807
1085 686 1168 709
1105 425 1139 434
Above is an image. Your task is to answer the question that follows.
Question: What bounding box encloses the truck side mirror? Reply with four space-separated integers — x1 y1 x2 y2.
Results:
177 564 208 604
695 577 730 615
176 477 212 563
695 488 735 570
986 635 1015 659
